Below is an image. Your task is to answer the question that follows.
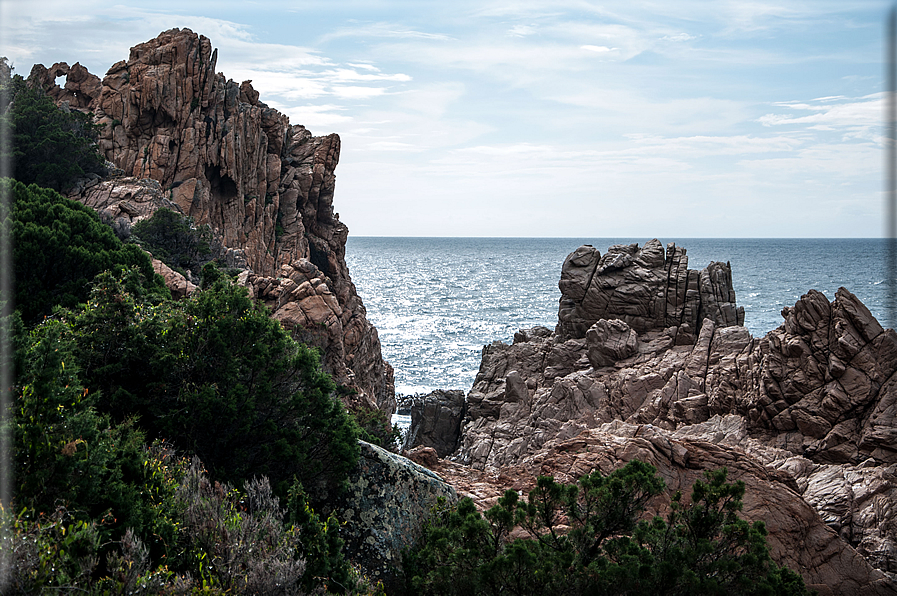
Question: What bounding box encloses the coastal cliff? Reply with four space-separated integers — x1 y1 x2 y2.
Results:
32 29 394 413
408 240 897 594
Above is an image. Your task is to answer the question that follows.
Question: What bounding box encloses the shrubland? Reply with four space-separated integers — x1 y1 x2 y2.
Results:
401 461 811 596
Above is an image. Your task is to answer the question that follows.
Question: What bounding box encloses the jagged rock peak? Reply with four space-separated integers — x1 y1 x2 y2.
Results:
557 239 744 342
35 29 395 414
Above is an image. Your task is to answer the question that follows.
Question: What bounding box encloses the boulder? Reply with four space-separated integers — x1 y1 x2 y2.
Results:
586 318 638 367
334 441 457 592
451 242 897 590
402 389 467 457
557 239 744 340
151 258 196 299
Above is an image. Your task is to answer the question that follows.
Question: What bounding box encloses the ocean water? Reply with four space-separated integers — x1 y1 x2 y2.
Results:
345 238 890 396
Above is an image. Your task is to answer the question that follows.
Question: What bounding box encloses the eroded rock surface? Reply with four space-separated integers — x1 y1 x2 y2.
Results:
446 242 897 592
333 441 457 592
38 29 394 412
402 389 467 457
557 239 744 342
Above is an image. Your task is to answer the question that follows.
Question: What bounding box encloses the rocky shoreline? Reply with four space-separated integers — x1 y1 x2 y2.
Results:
404 240 897 594
35 28 897 594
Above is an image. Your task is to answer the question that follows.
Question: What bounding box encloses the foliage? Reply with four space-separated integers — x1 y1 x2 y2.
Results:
1 461 366 595
401 461 810 596
13 319 158 549
1 75 105 191
287 480 358 593
131 207 212 277
351 403 403 451
65 270 360 501
6 178 167 323
0 505 102 594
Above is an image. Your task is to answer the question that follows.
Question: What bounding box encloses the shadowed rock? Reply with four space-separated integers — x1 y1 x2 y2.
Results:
333 441 457 592
450 242 897 592
557 239 744 342
402 389 467 457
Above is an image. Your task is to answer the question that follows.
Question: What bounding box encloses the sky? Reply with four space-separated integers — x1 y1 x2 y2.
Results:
0 0 891 237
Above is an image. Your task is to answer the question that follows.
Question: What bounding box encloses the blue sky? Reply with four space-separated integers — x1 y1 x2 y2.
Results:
0 1 890 237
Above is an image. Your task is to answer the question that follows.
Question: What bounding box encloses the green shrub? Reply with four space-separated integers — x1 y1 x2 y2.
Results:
0 505 102 594
131 207 212 277
1 76 105 191
351 404 402 451
401 462 810 596
12 319 159 558
67 270 360 501
6 178 167 323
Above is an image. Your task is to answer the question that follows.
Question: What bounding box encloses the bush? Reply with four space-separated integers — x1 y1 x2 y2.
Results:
351 404 403 451
131 207 212 277
66 270 360 501
6 178 167 323
1 75 105 191
401 461 810 596
13 319 155 546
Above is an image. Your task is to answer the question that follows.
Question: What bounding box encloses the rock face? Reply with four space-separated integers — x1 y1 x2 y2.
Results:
402 390 467 457
557 240 744 343
449 241 897 593
39 29 394 413
333 441 457 592
28 61 103 110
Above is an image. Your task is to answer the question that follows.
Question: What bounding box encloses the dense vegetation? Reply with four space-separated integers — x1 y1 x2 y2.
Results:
401 461 810 596
4 180 368 594
7 178 166 323
0 71 106 191
131 207 213 277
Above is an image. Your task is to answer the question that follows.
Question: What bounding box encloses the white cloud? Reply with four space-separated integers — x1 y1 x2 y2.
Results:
581 45 616 53
662 33 695 42
331 85 388 99
320 22 455 43
758 95 881 140
508 24 536 37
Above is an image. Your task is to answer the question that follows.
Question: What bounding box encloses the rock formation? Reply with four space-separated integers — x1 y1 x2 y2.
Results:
557 239 744 343
333 440 457 591
402 389 467 457
28 61 103 110
440 241 897 593
36 29 394 413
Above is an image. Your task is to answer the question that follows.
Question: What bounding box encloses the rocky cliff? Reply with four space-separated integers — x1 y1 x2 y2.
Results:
33 29 394 413
412 240 897 594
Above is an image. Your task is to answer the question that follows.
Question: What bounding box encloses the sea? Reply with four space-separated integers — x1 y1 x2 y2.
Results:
345 238 892 402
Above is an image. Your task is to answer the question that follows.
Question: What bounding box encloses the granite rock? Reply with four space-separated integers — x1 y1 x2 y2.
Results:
557 239 744 340
333 441 457 592
447 242 897 591
586 318 638 368
41 29 394 414
402 390 467 457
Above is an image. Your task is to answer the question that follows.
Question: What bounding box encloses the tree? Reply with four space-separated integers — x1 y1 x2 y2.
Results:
12 318 157 551
1 76 105 191
401 462 810 596
6 178 167 324
66 270 360 501
132 207 213 277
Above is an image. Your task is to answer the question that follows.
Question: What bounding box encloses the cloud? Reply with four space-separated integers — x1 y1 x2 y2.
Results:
662 33 695 42
757 94 881 140
320 22 455 43
266 102 354 131
508 24 536 37
581 45 616 53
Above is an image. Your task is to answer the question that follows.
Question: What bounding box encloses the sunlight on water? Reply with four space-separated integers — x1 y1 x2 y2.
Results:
347 238 889 395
